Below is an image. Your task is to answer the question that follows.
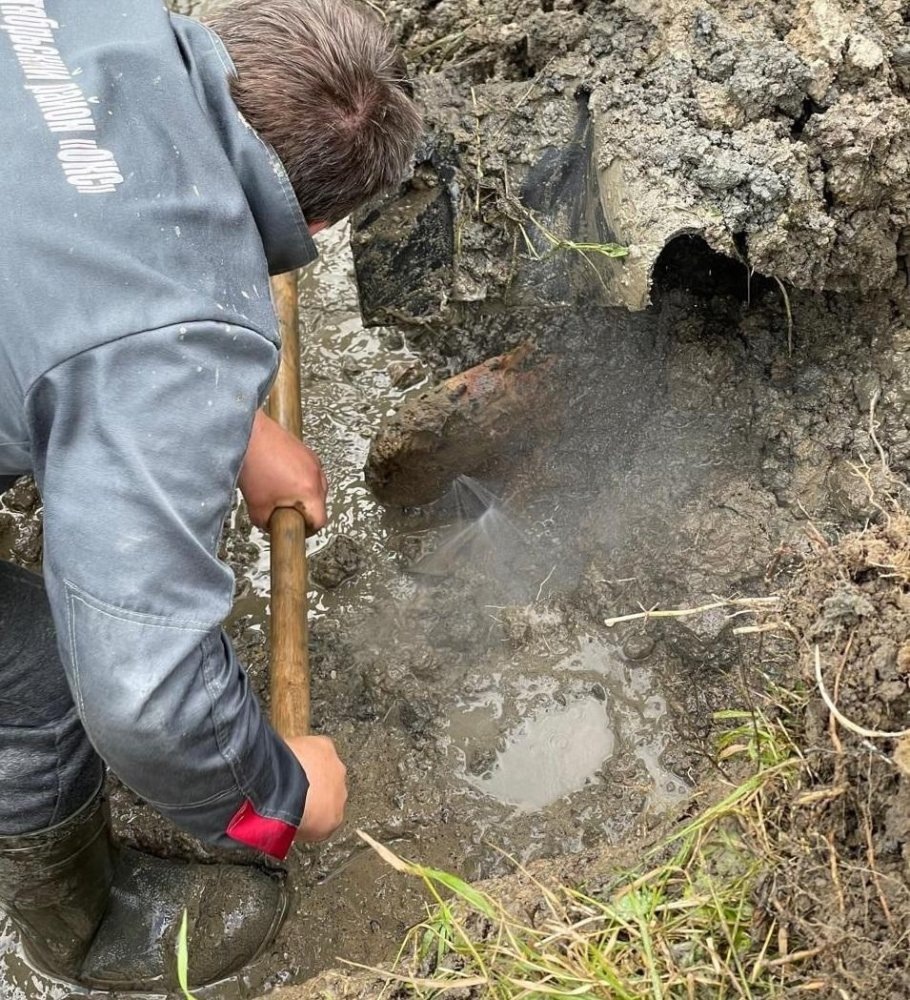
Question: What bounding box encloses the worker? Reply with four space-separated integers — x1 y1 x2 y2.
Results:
0 0 421 990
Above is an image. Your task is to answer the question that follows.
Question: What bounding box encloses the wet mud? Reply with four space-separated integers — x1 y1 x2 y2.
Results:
265 228 908 998
1 0 909 996
4 218 909 998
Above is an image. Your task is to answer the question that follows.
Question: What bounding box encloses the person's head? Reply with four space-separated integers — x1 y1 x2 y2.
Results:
209 0 422 227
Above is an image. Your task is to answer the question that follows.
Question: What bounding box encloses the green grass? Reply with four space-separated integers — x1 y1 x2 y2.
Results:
496 202 629 297
516 211 628 269
357 706 814 999
177 908 198 1000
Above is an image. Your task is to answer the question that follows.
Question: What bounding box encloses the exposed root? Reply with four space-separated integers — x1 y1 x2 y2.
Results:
604 595 779 628
772 276 795 357
814 646 910 741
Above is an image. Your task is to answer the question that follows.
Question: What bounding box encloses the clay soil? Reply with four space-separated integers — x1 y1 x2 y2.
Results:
261 492 910 1000
1 0 909 997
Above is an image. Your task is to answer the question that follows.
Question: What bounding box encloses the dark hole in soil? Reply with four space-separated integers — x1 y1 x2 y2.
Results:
790 96 823 137
732 229 749 261
504 35 536 79
463 56 499 84
652 234 772 303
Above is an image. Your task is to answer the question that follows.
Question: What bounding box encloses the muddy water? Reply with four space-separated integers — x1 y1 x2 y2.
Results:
454 637 684 814
4 224 890 997
232 227 707 992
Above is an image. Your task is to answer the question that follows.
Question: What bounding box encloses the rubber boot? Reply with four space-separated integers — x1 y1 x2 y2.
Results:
0 788 289 991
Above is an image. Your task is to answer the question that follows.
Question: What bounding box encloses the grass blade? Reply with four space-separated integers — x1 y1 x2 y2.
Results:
176 908 198 1000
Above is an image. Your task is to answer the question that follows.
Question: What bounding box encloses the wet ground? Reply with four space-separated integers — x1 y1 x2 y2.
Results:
1 221 907 997
228 227 719 993
2 0 908 993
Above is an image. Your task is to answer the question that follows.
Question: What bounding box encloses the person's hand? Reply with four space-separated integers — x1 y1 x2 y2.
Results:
285 734 348 843
239 409 328 534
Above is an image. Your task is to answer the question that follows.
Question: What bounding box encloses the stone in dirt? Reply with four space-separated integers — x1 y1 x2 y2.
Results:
310 534 364 589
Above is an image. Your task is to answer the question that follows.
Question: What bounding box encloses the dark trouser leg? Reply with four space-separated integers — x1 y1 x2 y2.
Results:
0 559 288 989
0 561 103 835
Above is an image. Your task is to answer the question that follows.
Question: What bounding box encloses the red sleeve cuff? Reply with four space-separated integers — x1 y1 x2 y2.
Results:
226 799 297 859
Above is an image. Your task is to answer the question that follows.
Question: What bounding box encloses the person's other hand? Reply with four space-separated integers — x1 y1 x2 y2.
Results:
285 734 348 843
238 409 328 534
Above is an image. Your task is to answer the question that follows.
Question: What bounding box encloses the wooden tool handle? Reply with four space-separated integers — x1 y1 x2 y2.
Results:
269 507 310 737
268 270 311 738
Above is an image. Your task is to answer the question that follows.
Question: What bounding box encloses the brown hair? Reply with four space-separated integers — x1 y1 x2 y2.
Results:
209 0 421 224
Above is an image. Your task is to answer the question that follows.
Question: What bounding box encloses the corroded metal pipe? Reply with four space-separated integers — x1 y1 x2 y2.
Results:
365 342 554 507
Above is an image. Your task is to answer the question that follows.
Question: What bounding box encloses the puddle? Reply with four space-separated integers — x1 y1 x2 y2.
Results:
471 699 615 811
451 637 688 814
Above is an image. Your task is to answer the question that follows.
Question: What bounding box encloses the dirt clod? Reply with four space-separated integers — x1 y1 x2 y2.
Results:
310 534 364 589
770 492 910 996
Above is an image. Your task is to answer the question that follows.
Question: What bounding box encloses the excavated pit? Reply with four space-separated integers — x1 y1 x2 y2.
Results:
1 0 909 996
2 221 908 998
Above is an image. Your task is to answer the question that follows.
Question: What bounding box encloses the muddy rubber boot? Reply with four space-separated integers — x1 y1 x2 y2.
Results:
0 789 289 991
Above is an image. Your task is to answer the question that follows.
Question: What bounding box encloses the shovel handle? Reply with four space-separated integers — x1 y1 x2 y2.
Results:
268 270 311 739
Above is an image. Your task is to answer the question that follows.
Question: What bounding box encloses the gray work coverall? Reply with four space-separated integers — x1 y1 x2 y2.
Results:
0 0 316 858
